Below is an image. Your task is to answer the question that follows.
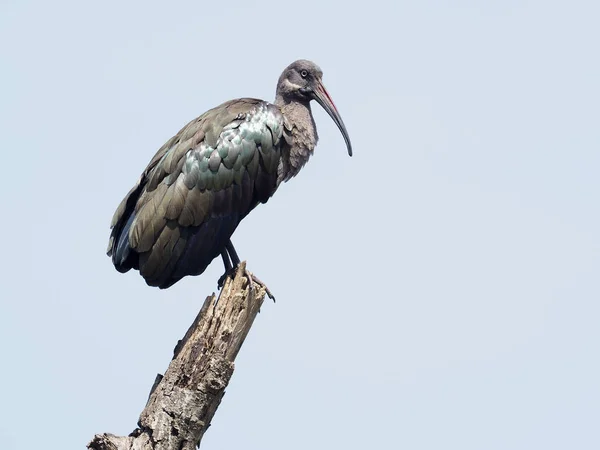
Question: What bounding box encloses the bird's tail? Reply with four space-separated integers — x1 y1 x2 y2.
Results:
110 212 137 273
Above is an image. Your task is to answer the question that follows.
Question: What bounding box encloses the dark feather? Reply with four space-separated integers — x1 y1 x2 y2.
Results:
108 99 284 288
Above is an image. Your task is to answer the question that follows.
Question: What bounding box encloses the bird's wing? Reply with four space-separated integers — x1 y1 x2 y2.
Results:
107 98 284 285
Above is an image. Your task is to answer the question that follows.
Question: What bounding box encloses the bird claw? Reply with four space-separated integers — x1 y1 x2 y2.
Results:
217 266 275 302
217 269 235 290
244 269 276 302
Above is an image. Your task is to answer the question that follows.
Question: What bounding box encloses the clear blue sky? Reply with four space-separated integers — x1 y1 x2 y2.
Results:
1 0 598 449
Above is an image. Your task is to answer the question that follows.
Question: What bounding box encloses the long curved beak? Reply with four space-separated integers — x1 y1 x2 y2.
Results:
312 80 353 156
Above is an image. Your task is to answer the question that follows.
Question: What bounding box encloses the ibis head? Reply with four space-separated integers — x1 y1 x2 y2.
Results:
276 60 352 156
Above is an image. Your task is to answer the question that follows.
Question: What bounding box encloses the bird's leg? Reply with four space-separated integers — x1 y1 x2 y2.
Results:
217 250 235 289
225 240 275 301
226 240 241 267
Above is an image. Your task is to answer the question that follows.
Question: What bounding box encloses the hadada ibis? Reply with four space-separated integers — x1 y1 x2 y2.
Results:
107 60 352 297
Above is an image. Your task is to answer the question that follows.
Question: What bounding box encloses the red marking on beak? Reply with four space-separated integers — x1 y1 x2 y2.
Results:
318 82 339 114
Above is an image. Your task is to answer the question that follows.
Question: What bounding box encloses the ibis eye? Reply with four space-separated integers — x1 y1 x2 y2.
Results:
300 70 308 78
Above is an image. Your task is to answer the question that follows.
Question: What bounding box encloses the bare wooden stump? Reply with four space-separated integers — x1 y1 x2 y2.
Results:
88 262 267 450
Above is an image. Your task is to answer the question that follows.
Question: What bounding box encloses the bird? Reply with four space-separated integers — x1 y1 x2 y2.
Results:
107 60 352 298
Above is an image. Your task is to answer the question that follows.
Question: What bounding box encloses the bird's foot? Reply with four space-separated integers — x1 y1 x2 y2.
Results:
217 268 236 290
217 266 275 302
243 269 276 302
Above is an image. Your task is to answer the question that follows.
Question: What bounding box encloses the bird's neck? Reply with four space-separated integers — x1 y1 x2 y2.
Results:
274 97 319 184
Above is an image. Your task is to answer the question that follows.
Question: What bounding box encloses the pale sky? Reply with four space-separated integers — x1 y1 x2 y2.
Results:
1 1 599 449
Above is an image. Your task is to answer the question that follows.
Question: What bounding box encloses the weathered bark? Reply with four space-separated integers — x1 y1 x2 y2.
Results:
88 262 267 450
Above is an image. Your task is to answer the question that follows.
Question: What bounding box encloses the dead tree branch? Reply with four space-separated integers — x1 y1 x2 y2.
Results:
88 262 267 450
